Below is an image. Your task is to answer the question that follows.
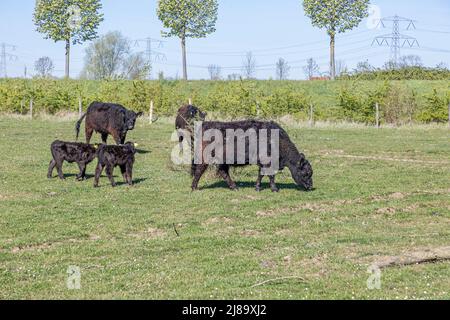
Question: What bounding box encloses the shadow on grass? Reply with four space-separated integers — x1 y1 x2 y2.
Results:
202 180 313 192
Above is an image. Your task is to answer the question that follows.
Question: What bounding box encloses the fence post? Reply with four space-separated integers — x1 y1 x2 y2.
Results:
375 103 380 129
149 100 154 124
448 102 450 129
78 97 82 117
189 98 192 105
29 98 33 119
309 103 314 127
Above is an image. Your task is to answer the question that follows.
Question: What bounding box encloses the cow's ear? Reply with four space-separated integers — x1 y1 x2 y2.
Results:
136 112 144 118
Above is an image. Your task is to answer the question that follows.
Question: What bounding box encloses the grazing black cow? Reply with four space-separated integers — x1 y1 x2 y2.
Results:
47 141 98 181
191 120 313 192
76 102 143 145
175 104 206 150
94 142 137 188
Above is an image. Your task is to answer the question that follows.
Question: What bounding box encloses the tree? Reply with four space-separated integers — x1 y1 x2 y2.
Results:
399 55 423 68
355 59 373 73
242 52 257 79
34 0 103 79
123 53 151 80
303 0 369 80
303 58 319 80
34 56 54 78
157 0 219 80
82 31 150 80
207 64 222 80
275 58 290 80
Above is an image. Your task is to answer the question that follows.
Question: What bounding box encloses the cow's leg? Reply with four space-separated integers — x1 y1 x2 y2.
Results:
85 126 94 144
191 164 209 191
125 162 133 186
105 164 116 187
47 160 56 178
94 162 103 187
120 165 127 183
120 132 127 145
269 175 279 192
101 133 108 144
56 160 65 180
218 165 238 190
76 162 86 181
111 130 122 145
255 166 264 192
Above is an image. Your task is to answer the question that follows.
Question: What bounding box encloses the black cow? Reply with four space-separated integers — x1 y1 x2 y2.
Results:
94 142 137 188
76 102 143 145
191 120 313 192
47 141 98 180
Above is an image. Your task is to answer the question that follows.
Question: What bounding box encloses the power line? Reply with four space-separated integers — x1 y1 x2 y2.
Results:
133 37 166 79
0 43 18 78
372 15 420 65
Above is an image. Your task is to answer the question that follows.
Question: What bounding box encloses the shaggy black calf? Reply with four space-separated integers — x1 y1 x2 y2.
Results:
191 120 313 192
94 142 137 187
47 141 98 180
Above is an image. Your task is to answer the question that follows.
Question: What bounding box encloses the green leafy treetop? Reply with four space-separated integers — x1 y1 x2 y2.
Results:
157 0 219 80
33 0 104 78
303 0 369 79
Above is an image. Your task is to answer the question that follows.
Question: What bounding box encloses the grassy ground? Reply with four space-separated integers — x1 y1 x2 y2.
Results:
0 116 449 300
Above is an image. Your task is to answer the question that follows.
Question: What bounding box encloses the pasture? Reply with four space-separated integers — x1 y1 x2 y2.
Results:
0 115 449 299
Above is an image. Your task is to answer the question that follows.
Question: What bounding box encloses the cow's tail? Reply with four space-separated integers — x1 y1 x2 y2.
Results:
75 113 87 141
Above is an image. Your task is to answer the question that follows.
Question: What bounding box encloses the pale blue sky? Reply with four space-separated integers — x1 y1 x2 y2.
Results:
1 0 449 79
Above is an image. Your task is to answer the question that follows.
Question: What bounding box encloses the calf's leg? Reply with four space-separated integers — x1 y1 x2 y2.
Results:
47 159 56 178
56 160 65 180
94 162 103 187
125 162 133 186
76 162 87 181
105 164 116 187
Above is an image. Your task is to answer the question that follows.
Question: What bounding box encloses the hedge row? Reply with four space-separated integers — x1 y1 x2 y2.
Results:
0 79 448 124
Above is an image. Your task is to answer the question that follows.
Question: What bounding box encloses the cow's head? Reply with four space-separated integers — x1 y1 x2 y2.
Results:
290 158 313 191
187 105 207 122
124 142 138 154
125 111 143 131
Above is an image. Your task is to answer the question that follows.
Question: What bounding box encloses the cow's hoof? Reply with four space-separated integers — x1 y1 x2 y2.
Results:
93 184 99 188
255 186 262 192
111 183 116 188
271 188 280 193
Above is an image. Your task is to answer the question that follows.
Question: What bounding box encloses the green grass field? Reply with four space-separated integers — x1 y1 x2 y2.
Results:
0 116 449 299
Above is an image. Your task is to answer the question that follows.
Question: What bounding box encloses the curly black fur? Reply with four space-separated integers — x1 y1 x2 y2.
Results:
76 102 143 145
47 141 98 180
191 120 313 192
93 142 137 188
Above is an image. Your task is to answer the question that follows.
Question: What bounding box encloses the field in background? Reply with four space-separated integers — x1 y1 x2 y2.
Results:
1 79 449 124
0 117 449 299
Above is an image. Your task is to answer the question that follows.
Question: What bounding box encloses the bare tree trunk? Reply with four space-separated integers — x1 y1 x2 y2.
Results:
65 39 70 79
329 34 336 80
181 35 187 81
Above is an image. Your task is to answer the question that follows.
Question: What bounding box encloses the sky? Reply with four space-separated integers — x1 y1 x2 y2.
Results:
0 0 449 79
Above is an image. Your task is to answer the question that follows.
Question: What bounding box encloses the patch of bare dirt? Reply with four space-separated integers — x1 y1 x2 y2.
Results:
129 227 166 239
369 246 450 269
203 217 233 226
